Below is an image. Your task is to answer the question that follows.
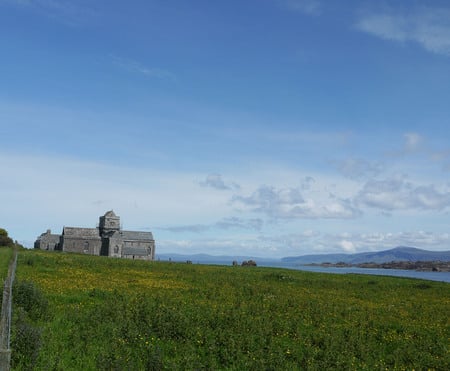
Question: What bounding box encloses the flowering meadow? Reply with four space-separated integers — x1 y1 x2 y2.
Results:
11 249 450 370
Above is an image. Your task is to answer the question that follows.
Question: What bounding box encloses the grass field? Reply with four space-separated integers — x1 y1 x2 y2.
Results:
12 249 450 370
0 247 13 279
0 247 13 307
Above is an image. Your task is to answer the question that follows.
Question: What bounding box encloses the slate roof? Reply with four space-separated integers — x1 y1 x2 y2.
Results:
63 227 101 238
38 233 60 243
121 230 154 241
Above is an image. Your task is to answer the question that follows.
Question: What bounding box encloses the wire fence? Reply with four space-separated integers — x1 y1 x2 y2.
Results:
0 249 18 371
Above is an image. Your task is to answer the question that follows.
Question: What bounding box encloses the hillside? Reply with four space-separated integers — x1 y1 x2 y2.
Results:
282 246 450 265
10 249 450 370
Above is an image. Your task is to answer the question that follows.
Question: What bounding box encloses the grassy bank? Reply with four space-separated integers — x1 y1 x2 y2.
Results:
0 247 13 307
13 249 450 370
0 247 13 279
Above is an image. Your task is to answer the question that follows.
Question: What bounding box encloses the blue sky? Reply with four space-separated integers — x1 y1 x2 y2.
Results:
1 0 450 257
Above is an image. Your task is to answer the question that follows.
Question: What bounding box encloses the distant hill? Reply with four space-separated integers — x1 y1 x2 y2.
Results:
156 247 450 266
281 247 450 265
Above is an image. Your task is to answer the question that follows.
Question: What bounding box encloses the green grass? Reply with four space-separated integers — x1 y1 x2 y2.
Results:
0 248 12 277
12 249 450 370
0 247 14 306
0 246 13 280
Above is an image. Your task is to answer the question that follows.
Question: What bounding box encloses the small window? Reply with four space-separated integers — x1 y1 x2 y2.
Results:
84 241 89 253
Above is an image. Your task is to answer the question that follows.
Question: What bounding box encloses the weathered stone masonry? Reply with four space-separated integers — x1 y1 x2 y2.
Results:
34 211 155 260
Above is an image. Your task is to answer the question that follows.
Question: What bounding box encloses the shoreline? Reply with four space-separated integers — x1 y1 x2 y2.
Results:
304 260 450 272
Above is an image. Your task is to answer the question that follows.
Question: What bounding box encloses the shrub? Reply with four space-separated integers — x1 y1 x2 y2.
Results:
13 280 49 321
0 228 14 247
11 307 42 370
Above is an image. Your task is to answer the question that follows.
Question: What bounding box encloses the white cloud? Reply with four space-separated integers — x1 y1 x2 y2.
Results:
300 176 315 190
339 239 355 253
0 152 231 241
267 230 450 256
233 185 361 219
356 7 450 56
151 228 450 258
357 177 450 211
351 230 450 251
5 150 448 257
199 174 240 191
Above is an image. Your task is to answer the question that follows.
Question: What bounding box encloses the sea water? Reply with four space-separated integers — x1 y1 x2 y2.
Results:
261 262 450 283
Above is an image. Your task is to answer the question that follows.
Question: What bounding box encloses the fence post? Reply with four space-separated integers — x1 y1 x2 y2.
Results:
0 249 18 371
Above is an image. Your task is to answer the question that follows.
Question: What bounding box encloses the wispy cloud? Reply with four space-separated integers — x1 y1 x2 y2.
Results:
216 217 263 231
111 55 177 82
300 176 315 190
233 185 361 219
431 149 450 172
356 7 450 56
281 0 321 15
356 177 450 212
333 158 384 180
157 236 268 257
159 224 210 234
3 0 97 25
199 174 240 191
160 229 450 257
159 217 263 233
0 151 232 241
385 132 426 159
403 132 423 152
396 133 450 172
269 230 450 255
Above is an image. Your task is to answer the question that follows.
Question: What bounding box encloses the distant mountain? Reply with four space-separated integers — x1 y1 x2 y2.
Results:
281 247 450 265
155 247 450 267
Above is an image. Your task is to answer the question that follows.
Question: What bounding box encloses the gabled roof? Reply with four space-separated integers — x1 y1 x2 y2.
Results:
104 210 117 217
121 230 154 241
63 227 101 238
37 233 60 243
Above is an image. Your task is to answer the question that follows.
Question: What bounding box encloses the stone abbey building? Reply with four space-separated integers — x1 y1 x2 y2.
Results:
34 211 155 260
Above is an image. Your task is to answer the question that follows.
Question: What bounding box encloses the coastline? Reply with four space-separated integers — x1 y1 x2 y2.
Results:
304 260 450 272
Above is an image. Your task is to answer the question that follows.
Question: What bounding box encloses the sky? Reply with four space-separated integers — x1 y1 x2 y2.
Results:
1 0 450 258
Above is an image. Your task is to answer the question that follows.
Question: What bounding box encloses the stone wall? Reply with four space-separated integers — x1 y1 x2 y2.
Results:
61 236 102 255
34 230 60 251
61 228 102 255
35 211 155 260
